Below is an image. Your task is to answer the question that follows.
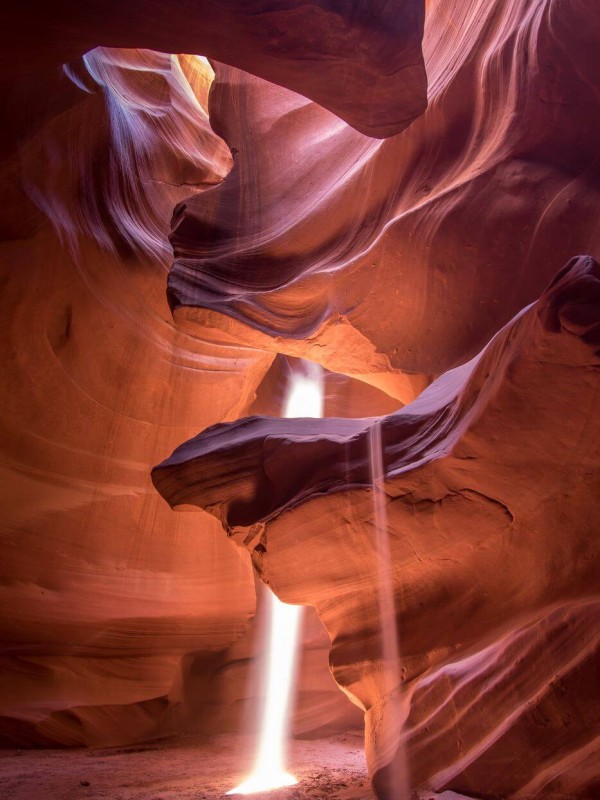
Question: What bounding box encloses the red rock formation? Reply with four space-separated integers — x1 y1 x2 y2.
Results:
1 1 427 138
153 256 600 798
1 1 599 797
1 27 422 747
0 50 267 747
188 585 364 741
0 45 392 739
168 0 600 383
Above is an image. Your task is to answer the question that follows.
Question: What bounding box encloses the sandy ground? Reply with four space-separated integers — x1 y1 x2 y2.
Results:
0 733 372 800
0 733 474 800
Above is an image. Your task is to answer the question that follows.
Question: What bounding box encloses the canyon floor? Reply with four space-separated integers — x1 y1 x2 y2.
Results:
0 732 473 800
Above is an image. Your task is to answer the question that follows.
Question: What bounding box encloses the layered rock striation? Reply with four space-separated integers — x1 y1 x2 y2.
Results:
1 0 427 139
0 8 427 743
1 0 599 792
0 50 266 747
154 256 600 798
168 0 600 386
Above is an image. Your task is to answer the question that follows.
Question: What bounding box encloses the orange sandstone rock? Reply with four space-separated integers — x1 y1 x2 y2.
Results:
153 257 600 798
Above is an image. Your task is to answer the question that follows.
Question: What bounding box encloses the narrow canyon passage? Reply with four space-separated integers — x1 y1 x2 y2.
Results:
1 1 599 799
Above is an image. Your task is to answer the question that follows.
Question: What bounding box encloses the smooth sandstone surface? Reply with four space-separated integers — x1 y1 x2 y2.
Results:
0 44 390 742
1 0 599 798
0 51 266 747
153 256 600 799
0 1 427 139
169 0 600 382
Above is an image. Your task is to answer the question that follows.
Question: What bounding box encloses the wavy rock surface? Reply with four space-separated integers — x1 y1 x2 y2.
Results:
153 256 600 798
1 1 426 139
1 0 599 792
1 42 391 741
169 0 600 383
189 587 364 741
0 50 269 747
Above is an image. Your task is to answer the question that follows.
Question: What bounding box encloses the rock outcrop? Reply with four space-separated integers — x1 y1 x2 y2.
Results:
168 0 600 385
1 0 599 796
153 256 600 798
2 0 427 138
0 20 425 746
0 50 266 747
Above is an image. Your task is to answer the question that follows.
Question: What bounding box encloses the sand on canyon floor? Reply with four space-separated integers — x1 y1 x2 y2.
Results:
0 732 475 800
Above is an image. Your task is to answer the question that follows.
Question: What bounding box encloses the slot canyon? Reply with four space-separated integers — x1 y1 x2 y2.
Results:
0 2 599 799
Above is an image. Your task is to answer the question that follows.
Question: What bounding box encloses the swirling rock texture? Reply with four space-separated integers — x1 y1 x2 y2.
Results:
1 0 427 138
0 50 272 747
2 43 389 747
2 1 600 799
169 0 600 385
154 256 600 799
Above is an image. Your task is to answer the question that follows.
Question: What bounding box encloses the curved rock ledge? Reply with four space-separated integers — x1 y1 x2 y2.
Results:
0 49 265 747
2 0 427 139
1 40 416 747
168 0 600 378
153 256 600 798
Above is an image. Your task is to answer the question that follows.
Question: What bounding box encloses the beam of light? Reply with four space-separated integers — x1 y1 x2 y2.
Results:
369 419 411 798
228 360 323 795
